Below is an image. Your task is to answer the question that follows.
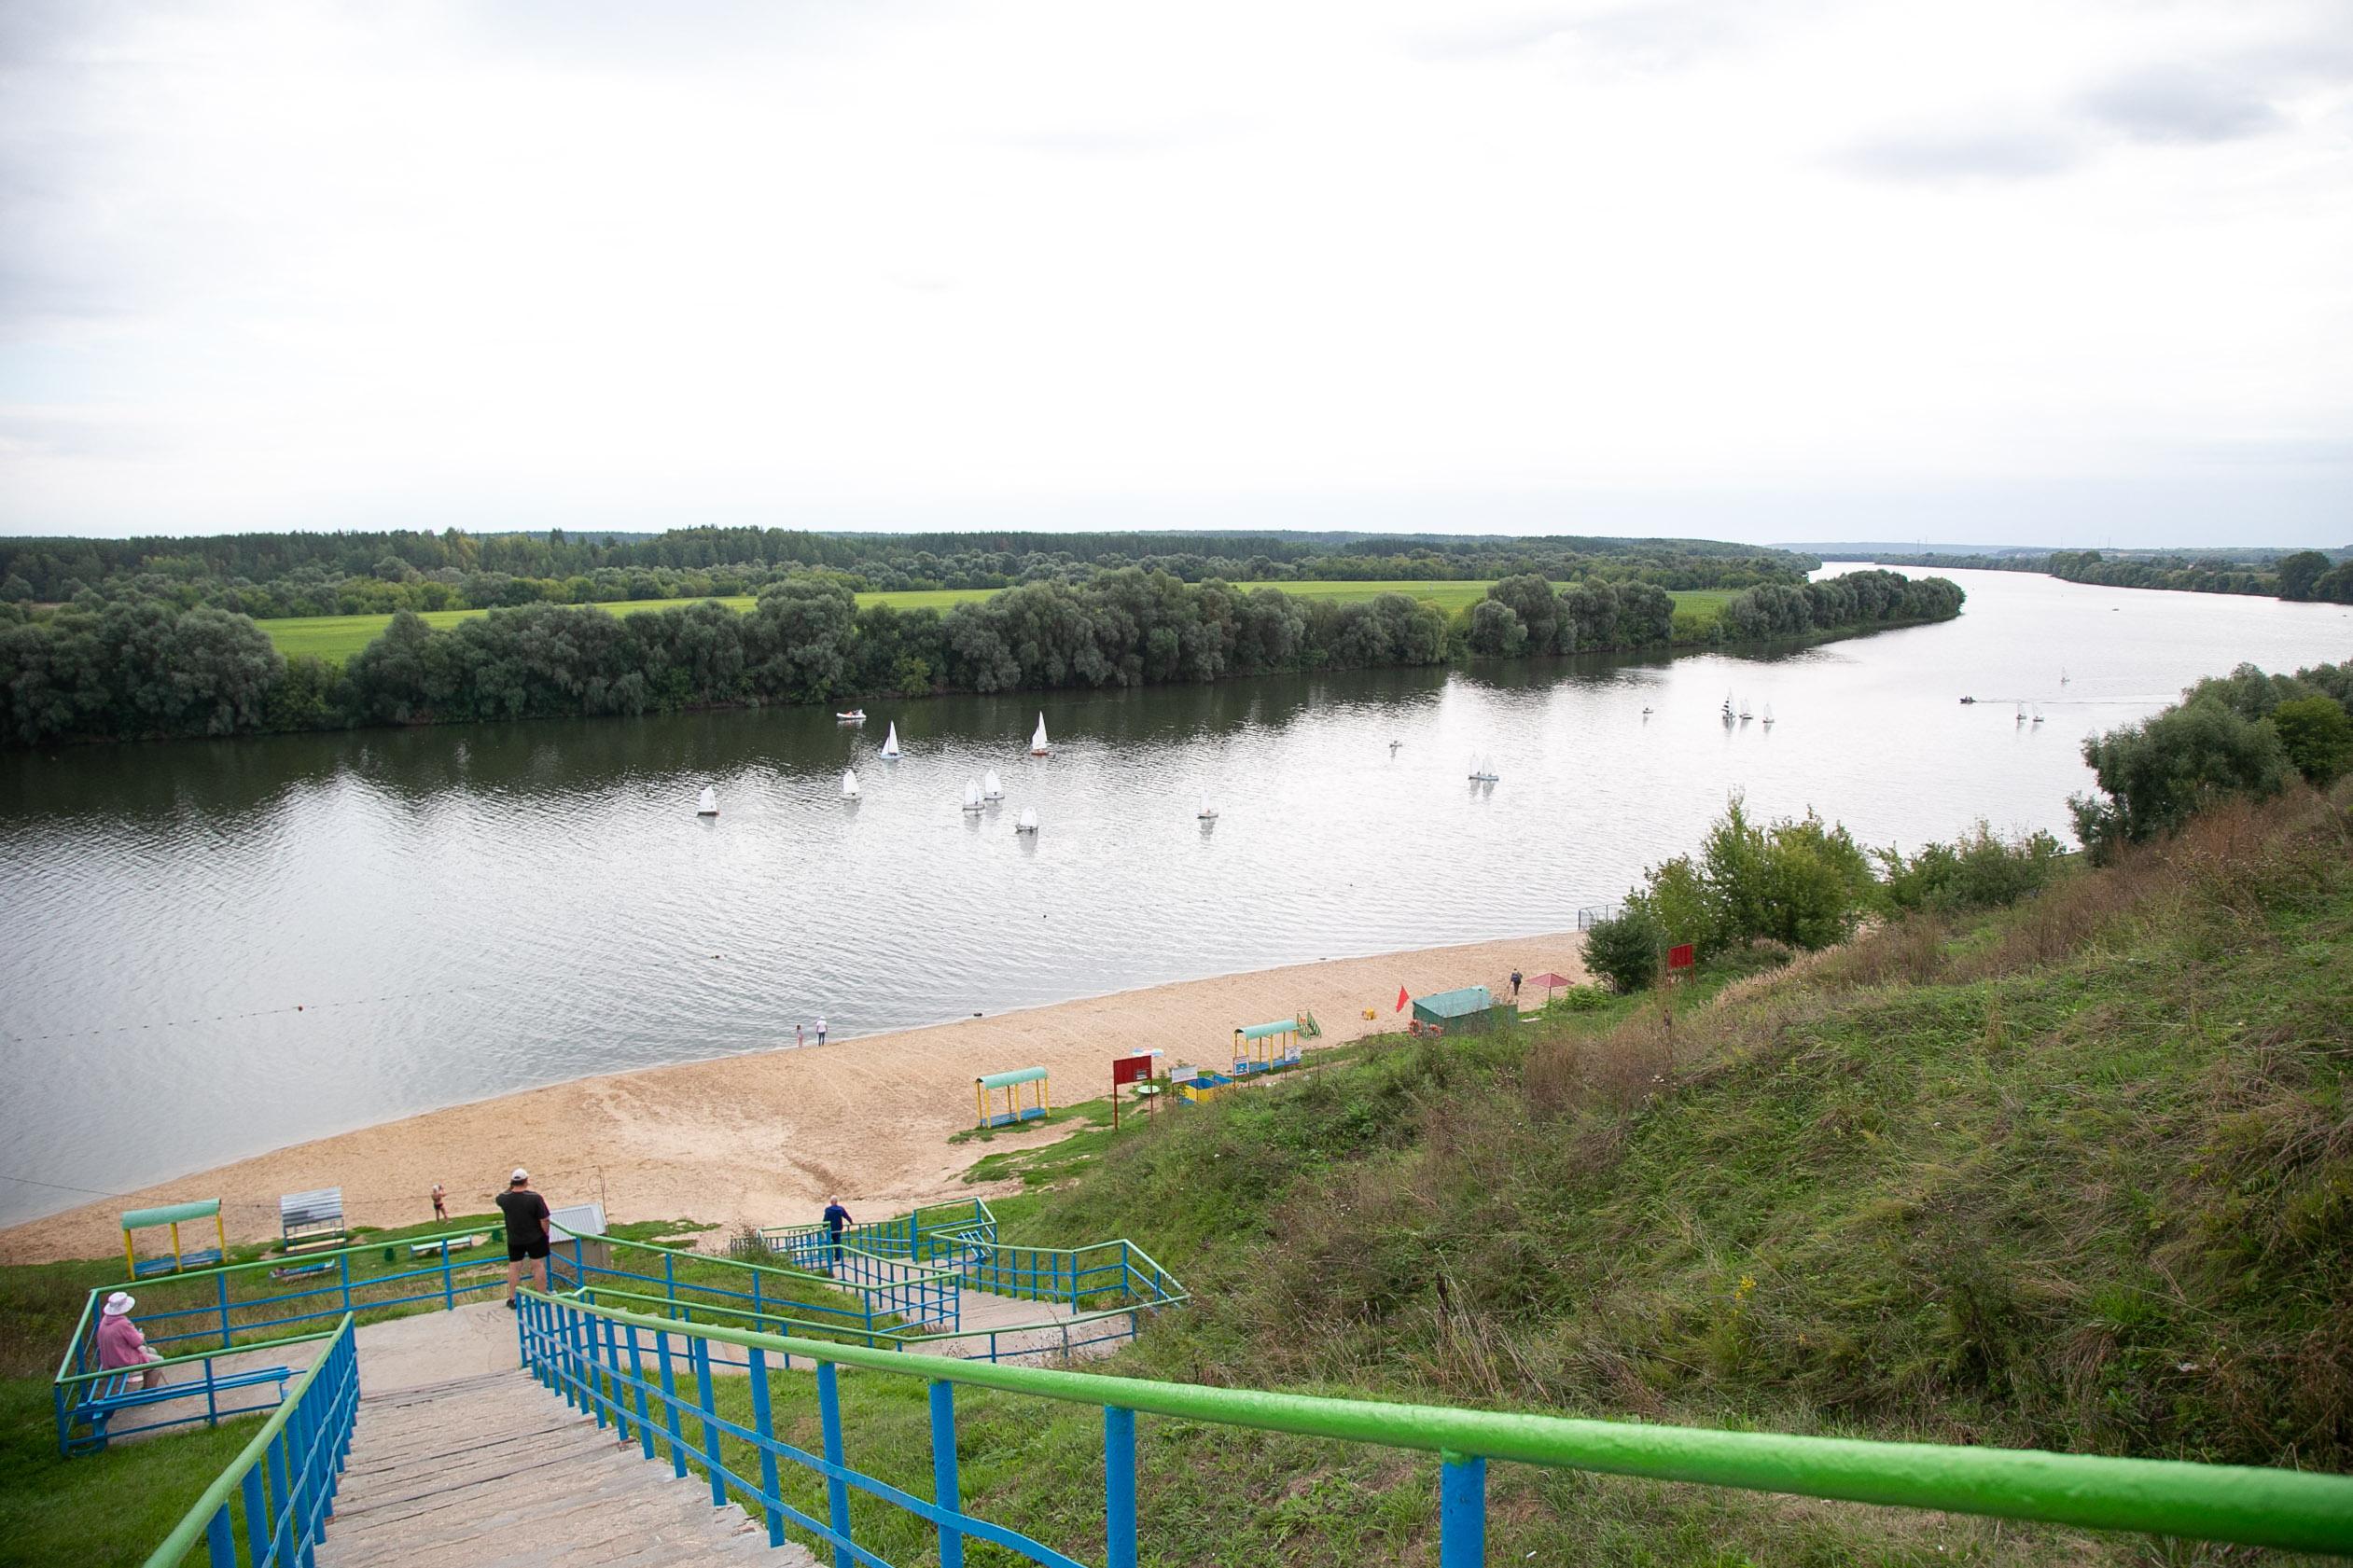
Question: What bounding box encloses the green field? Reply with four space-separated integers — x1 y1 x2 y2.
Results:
257 583 1733 662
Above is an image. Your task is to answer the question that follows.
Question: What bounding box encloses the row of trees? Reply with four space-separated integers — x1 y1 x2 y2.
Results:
0 526 1817 618
0 567 1964 746
2069 659 2353 856
1871 548 2353 605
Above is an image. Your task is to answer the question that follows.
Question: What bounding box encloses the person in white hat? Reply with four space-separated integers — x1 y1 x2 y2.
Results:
495 1168 552 1310
95 1292 164 1390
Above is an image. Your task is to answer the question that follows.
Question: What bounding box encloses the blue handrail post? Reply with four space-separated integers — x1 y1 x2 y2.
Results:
205 1504 234 1564
1440 1451 1486 1568
929 1381 964 1568
817 1361 853 1568
602 1316 631 1443
753 1270 764 1328
693 1337 726 1509
625 1325 655 1461
443 1240 455 1310
268 1425 292 1540
340 1251 353 1316
664 1248 677 1308
748 1348 786 1548
656 1331 687 1479
217 1270 233 1353
1106 1406 1137 1568
241 1464 269 1562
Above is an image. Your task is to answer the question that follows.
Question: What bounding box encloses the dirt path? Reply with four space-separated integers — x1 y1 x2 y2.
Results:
0 933 1584 1265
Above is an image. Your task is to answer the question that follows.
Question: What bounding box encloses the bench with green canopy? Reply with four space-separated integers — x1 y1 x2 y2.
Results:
975 1066 1051 1129
121 1200 227 1277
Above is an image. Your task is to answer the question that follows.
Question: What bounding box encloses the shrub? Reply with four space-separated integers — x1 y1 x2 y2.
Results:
1584 904 1666 993
1876 821 2068 913
2267 695 2353 786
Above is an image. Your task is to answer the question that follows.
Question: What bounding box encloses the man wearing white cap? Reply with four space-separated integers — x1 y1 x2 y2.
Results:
495 1168 552 1310
96 1292 165 1390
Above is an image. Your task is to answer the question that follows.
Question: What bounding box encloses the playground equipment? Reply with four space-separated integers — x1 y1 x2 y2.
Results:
1408 985 1504 1035
975 1065 1051 1129
1171 1064 1232 1104
1232 1010 1320 1075
121 1200 227 1278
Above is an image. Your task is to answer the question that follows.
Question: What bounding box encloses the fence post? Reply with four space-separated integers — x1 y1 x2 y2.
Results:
817 1361 853 1568
217 1270 233 1352
625 1325 655 1461
443 1241 455 1310
748 1348 786 1548
601 1316 630 1443
241 1463 269 1562
930 1381 964 1568
656 1331 687 1479
1106 1406 1137 1568
664 1248 677 1308
753 1270 764 1328
694 1338 726 1509
340 1251 353 1317
1440 1452 1486 1568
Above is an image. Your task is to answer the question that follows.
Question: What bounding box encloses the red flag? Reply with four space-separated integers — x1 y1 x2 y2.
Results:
1395 984 1410 1012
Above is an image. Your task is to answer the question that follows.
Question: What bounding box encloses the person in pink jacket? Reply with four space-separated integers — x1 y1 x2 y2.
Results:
96 1292 165 1390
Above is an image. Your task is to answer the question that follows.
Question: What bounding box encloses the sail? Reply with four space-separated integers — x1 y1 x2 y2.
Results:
982 770 1003 798
841 770 859 798
1018 806 1038 832
881 723 899 757
1031 714 1050 754
697 785 717 815
963 777 984 811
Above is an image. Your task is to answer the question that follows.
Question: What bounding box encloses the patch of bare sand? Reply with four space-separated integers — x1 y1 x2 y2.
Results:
0 933 1583 1265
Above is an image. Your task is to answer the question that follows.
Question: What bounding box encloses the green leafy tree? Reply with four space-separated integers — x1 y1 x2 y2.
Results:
1584 904 1666 992
2265 695 2353 785
2071 698 2290 856
2276 550 2331 602
1466 598 1527 656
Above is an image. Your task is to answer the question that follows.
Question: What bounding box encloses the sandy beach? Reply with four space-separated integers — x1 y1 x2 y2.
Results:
0 933 1584 1265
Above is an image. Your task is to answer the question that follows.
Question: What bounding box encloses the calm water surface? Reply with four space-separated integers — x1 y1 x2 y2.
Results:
2 565 2347 1224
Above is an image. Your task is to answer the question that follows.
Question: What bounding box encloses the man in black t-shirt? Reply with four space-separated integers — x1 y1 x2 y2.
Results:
495 1168 552 1309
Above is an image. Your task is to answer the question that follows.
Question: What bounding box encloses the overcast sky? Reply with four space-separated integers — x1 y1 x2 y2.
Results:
2 0 2347 547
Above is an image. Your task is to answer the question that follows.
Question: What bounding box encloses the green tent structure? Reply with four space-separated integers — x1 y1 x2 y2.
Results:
1410 985 1504 1033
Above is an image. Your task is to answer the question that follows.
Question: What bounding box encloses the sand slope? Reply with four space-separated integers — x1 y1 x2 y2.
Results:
0 933 1583 1265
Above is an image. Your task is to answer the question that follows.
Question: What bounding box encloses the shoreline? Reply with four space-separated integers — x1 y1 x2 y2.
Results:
0 930 1587 1267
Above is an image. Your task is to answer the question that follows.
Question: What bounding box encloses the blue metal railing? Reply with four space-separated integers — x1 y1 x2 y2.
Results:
138 1315 361 1568
520 1289 2353 1565
549 1233 961 1341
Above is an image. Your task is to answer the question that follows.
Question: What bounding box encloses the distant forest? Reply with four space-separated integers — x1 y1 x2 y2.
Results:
0 567 1963 747
0 526 1815 618
1866 547 2353 604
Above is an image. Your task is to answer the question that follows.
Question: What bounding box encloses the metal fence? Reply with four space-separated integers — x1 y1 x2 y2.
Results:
518 1290 2353 1566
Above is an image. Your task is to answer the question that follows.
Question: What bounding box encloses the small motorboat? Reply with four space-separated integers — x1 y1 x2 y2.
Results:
2032 706 2045 726
697 786 718 817
1959 696 1977 705
1641 705 1652 715
836 709 867 724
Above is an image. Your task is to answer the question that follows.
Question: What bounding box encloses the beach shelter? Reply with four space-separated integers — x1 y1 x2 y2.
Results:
122 1199 228 1277
975 1066 1051 1129
1525 971 1573 1003
1410 985 1499 1034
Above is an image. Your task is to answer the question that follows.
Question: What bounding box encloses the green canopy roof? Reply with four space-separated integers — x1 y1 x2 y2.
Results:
1411 986 1493 1022
1236 1020 1298 1040
976 1066 1049 1089
122 1200 219 1230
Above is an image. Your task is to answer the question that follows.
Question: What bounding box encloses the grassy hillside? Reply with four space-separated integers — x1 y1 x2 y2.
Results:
782 783 2353 1565
255 584 1734 662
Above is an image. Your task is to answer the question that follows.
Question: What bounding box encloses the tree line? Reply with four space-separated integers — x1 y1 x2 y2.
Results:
1869 547 2353 605
0 567 1963 746
0 525 1815 620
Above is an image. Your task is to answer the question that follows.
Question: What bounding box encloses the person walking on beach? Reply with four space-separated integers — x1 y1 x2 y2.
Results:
96 1292 165 1391
796 1022 804 1048
496 1168 552 1309
430 1182 448 1222
815 1015 828 1046
1510 969 1523 1001
822 1196 853 1270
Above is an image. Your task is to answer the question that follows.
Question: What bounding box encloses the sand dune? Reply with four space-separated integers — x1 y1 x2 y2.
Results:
0 932 1584 1265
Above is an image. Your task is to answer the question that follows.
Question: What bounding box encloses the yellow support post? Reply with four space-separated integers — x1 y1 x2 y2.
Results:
123 1228 135 1279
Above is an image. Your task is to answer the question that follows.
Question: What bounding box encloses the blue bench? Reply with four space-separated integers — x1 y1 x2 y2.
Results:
69 1365 295 1453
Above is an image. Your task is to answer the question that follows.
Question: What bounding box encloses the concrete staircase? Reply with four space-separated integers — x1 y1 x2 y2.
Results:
316 1370 815 1567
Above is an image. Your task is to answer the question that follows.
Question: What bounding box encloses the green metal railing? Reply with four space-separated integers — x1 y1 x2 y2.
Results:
523 1290 2353 1562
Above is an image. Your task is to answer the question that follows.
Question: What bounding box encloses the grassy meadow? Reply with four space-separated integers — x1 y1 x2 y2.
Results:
256 582 1735 663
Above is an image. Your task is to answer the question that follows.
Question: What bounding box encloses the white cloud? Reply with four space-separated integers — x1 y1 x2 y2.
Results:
1 0 2347 546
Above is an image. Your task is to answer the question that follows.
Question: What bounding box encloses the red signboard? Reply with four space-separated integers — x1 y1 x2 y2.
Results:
1111 1053 1156 1086
1666 943 1695 971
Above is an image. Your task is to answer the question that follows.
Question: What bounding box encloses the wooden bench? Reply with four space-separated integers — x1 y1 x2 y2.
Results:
411 1234 483 1258
73 1365 294 1452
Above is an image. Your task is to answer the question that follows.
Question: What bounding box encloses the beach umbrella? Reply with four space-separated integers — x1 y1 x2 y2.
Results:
1525 971 1573 1002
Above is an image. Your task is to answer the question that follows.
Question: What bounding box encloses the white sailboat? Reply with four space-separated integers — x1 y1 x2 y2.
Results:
1030 714 1051 756
1738 697 1752 721
1469 756 1498 783
1015 806 1039 835
2031 706 2045 725
2015 703 2026 726
961 777 985 813
879 723 900 760
982 770 1004 800
696 785 718 817
1761 703 1775 727
841 769 859 800
2060 667 2070 685
1198 793 1218 822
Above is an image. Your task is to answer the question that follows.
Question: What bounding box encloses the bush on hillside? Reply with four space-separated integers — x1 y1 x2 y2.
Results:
2072 693 2292 856
1876 821 2068 913
2268 694 2353 785
1583 905 1666 992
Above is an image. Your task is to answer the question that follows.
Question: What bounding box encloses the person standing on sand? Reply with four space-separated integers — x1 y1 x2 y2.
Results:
822 1196 853 1269
796 1022 804 1048
496 1168 552 1309
815 1016 828 1046
1510 969 1523 1001
95 1292 165 1391
430 1182 448 1222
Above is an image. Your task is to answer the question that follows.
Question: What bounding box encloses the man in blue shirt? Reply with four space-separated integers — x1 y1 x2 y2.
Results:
822 1197 853 1270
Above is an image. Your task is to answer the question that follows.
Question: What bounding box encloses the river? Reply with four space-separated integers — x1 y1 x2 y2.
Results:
1 565 2346 1226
